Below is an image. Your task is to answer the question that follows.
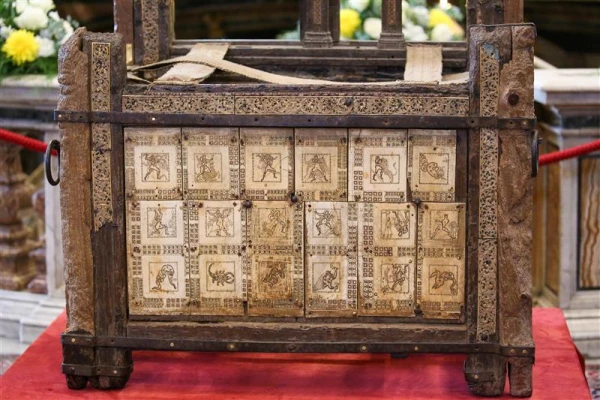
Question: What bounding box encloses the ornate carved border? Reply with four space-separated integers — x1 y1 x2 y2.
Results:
141 0 159 65
123 94 470 116
91 42 113 231
476 45 500 341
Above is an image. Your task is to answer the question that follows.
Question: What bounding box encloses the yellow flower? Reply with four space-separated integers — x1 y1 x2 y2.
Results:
2 30 40 65
428 9 464 38
340 8 361 39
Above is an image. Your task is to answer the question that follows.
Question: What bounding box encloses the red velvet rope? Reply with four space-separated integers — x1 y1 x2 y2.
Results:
1 127 599 165
0 128 57 155
539 139 600 166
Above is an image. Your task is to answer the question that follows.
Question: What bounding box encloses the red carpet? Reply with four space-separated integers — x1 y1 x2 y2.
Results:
0 308 590 399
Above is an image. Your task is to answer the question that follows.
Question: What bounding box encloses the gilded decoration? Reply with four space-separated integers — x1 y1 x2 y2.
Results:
476 44 500 341
141 0 160 65
91 42 113 230
122 94 470 116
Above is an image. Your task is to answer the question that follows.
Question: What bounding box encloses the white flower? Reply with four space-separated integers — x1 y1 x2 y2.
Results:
49 11 60 21
348 0 370 12
60 20 74 44
403 24 428 41
36 36 56 57
0 19 14 39
15 0 29 14
29 0 55 13
39 28 52 38
363 17 382 40
14 6 49 31
430 24 453 42
410 6 430 27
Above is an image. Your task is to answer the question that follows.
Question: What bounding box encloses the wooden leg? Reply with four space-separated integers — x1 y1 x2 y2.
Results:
464 353 507 397
508 357 533 397
63 342 95 390
89 347 133 390
65 375 89 390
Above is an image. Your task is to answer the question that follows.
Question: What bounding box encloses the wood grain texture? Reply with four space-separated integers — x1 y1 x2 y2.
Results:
114 0 134 44
127 321 468 343
496 25 536 349
57 28 94 336
83 32 132 388
579 156 600 289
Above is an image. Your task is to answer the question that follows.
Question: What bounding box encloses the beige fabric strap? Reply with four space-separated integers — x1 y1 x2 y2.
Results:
155 43 230 84
404 45 443 82
130 43 466 86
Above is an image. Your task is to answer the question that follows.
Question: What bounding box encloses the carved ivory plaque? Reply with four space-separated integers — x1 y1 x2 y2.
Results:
305 202 357 316
349 129 408 203
358 203 416 316
183 128 239 200
188 201 245 315
417 202 466 319
295 129 348 201
127 200 189 315
408 130 456 202
125 127 182 200
247 201 304 316
240 128 293 201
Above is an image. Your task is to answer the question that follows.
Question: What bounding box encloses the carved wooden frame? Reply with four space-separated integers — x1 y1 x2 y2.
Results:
60 1 535 395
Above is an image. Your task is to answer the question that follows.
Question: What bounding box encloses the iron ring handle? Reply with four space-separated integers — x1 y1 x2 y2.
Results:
45 140 61 186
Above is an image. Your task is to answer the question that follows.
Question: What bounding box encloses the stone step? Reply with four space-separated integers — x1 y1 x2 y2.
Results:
0 336 29 357
20 304 64 344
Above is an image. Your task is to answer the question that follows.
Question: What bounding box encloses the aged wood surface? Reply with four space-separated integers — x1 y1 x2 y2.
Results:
302 0 333 48
84 31 132 389
127 321 468 343
497 25 536 398
114 0 134 46
579 156 600 289
58 28 94 335
466 126 480 342
123 93 470 116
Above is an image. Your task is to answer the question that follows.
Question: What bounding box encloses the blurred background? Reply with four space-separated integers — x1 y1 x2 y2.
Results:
52 0 599 67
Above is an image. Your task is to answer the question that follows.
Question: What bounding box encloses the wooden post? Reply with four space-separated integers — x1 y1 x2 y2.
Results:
82 31 132 390
302 0 334 48
114 0 134 64
378 0 405 49
133 0 175 65
57 28 96 390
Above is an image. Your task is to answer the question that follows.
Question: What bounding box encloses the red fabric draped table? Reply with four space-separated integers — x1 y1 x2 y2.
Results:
0 308 590 399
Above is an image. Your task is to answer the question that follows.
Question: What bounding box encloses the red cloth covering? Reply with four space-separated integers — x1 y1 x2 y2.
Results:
0 308 590 399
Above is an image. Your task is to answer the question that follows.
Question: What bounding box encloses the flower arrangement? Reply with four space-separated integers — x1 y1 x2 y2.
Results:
279 0 465 42
0 0 78 77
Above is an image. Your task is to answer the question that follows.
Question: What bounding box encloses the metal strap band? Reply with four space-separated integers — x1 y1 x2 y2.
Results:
54 110 536 130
